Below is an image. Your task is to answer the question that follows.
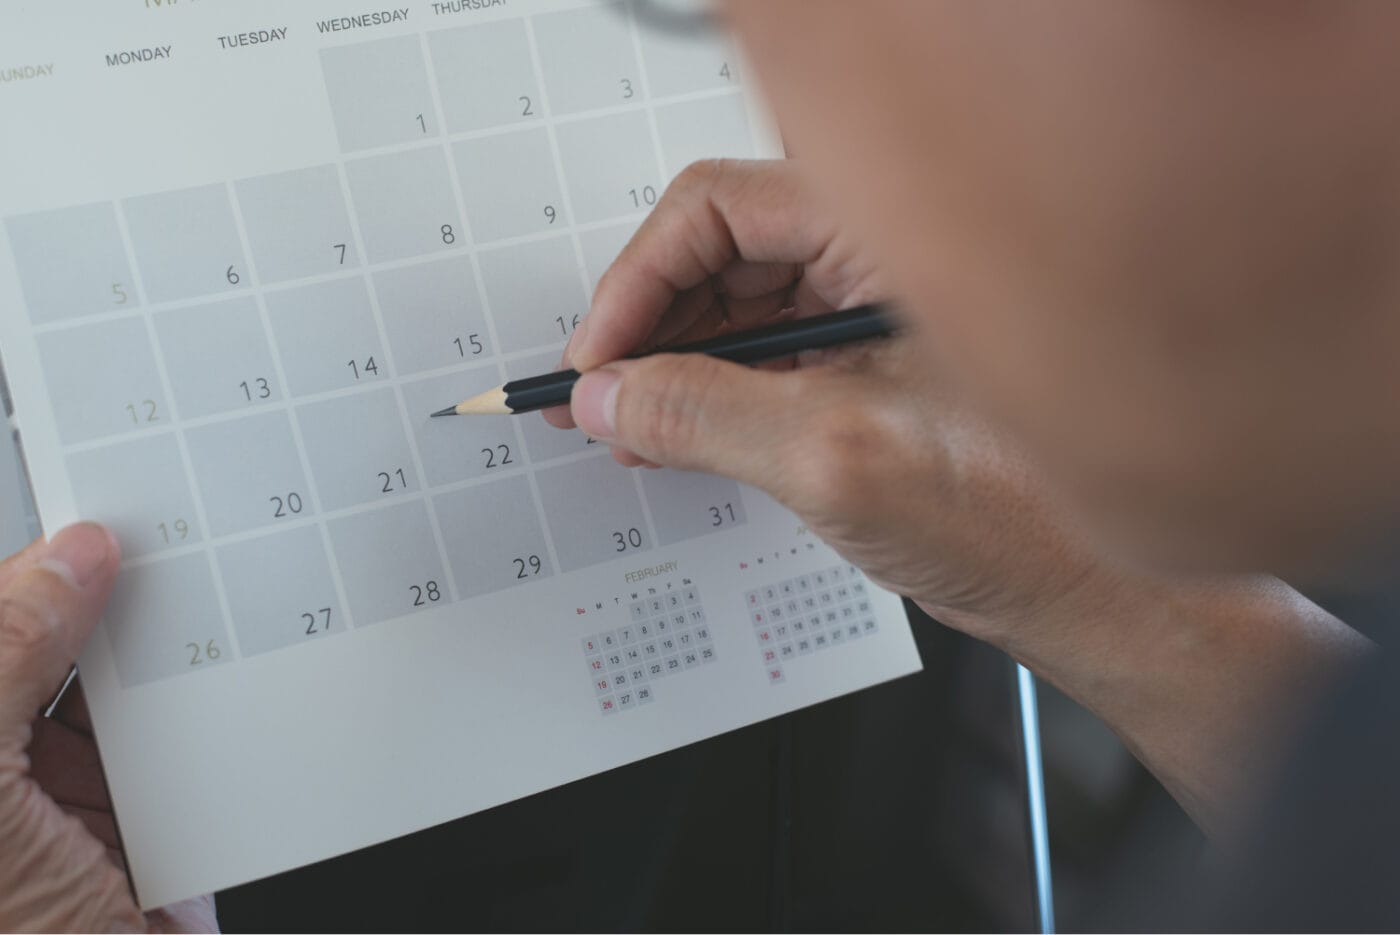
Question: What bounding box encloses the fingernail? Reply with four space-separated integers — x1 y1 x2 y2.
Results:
572 369 620 440
41 523 116 589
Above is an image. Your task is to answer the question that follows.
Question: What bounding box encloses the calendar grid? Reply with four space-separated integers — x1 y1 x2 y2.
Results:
513 15 606 578
420 26 569 584
616 3 670 552
109 200 244 664
223 180 359 631
24 208 667 340
5 5 763 685
325 142 464 605
309 83 745 167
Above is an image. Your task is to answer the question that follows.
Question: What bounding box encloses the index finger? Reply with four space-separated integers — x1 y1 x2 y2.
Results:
566 158 836 372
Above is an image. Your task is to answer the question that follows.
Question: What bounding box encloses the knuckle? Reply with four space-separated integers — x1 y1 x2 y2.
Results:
619 354 720 465
670 158 727 196
0 592 55 657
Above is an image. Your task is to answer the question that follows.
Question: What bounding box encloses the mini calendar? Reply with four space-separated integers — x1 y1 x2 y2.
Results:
0 0 922 907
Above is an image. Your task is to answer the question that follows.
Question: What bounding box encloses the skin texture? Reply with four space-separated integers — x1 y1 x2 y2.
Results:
556 158 1372 840
0 524 216 933
714 1 1400 579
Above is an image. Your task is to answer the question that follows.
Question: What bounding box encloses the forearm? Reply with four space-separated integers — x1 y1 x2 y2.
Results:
940 573 1373 841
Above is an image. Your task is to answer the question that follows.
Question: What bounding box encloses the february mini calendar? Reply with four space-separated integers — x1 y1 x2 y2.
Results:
0 0 922 907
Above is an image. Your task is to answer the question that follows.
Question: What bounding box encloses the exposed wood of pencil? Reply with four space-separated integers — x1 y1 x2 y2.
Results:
432 386 509 417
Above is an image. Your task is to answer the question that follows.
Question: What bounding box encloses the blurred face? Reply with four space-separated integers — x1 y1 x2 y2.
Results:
723 1 1400 579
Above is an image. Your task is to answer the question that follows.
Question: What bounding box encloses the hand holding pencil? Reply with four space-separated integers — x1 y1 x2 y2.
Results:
502 158 1108 675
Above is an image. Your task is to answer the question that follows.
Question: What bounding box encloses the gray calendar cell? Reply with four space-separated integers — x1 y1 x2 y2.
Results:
654 94 755 178
36 317 167 444
327 499 448 626
66 434 200 559
185 410 311 537
504 352 596 463
320 35 437 152
296 389 419 511
638 467 747 546
577 221 638 290
554 112 661 224
453 129 568 243
264 278 387 396
533 455 650 572
375 258 491 376
106 552 231 688
428 19 541 133
154 298 280 419
5 203 134 324
434 474 553 598
532 3 642 115
637 26 741 98
235 165 359 283
400 368 520 487
218 525 345 657
123 184 247 303
345 147 463 263
477 236 588 352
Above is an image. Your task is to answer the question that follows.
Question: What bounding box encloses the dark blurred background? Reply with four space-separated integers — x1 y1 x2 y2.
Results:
216 601 1204 932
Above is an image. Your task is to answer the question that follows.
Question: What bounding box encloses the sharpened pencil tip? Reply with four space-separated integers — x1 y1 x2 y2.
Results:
430 406 460 418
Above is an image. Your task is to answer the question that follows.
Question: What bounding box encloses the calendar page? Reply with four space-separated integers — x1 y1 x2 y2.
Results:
0 0 922 908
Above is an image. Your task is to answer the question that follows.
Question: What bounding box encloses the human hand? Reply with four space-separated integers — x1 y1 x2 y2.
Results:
552 159 1111 648
0 523 217 933
554 159 1373 840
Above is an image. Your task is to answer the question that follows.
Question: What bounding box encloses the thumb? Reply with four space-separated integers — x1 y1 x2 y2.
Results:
572 354 820 490
0 524 119 747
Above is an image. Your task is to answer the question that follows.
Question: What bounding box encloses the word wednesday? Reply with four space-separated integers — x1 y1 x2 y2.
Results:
316 9 410 33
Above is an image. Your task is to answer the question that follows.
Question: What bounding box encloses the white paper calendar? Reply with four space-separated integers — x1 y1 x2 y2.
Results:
0 0 922 908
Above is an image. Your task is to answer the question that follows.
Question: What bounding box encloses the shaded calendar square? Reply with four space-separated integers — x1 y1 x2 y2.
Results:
554 112 662 224
476 236 587 352
654 94 754 177
375 257 491 376
218 525 346 656
533 455 650 571
5 203 134 324
66 433 201 559
264 278 387 396
36 317 168 444
503 352 597 463
637 27 741 98
434 475 554 598
123 185 248 303
345 147 464 263
577 221 638 290
327 499 448 626
452 129 568 243
153 297 280 419
105 552 231 687
427 19 541 133
319 35 437 152
185 410 311 537
399 369 520 487
638 467 747 546
235 165 359 283
532 3 642 115
296 389 420 511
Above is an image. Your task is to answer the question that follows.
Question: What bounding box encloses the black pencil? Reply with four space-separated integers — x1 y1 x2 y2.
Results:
430 303 896 417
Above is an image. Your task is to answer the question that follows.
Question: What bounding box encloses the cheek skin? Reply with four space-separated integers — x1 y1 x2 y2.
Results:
722 1 1400 578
